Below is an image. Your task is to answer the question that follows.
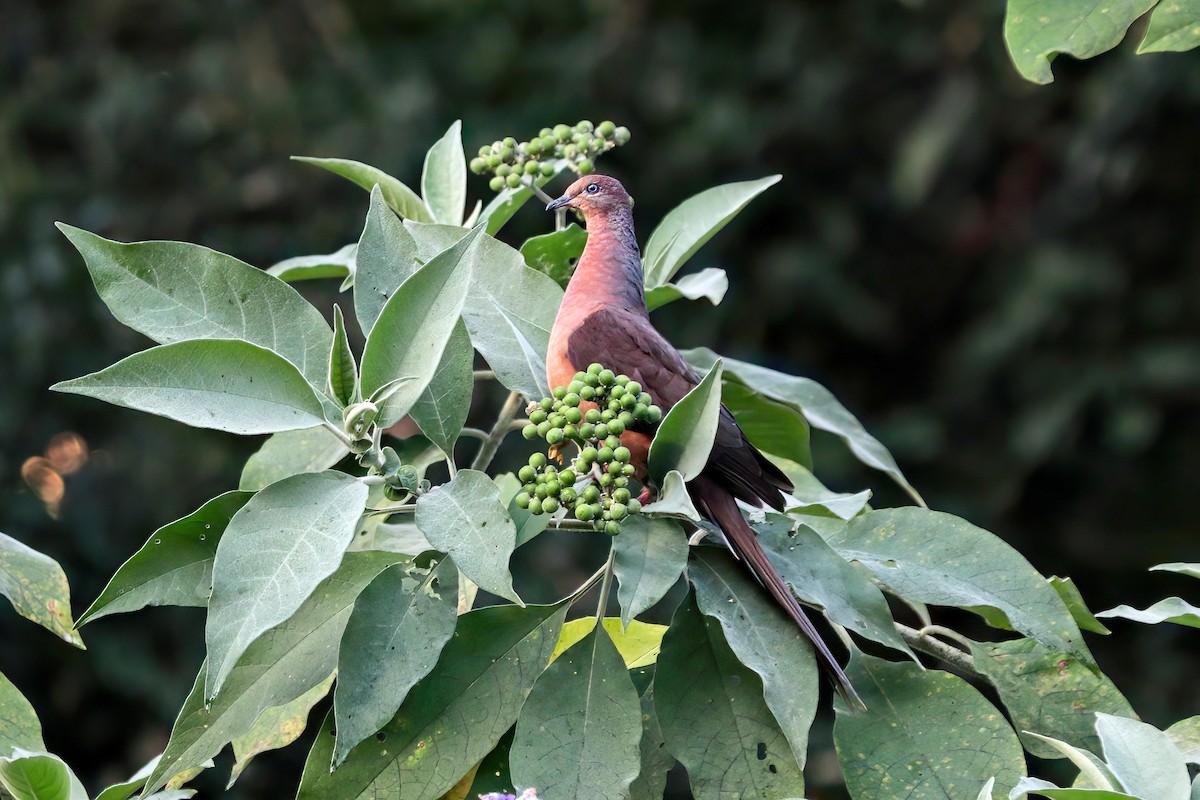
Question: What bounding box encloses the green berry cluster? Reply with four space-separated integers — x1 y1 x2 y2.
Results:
470 120 632 193
515 364 662 535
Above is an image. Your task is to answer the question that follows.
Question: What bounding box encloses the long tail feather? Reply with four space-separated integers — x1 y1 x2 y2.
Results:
690 477 865 710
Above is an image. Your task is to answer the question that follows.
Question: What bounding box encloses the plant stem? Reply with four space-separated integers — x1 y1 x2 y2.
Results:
594 546 616 623
460 427 490 441
322 421 355 448
470 390 523 472
895 622 977 676
568 560 610 604
472 370 496 381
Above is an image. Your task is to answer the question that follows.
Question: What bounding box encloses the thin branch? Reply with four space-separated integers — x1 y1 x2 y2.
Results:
472 370 496 382
460 427 490 442
470 390 523 472
322 421 355 448
895 622 978 677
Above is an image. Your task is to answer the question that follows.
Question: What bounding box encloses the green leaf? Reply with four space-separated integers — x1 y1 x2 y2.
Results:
612 516 688 628
1050 576 1112 635
1023 731 1122 791
1140 2 1200 52
93 755 172 800
204 471 368 699
510 625 642 799
0 533 81 647
78 491 251 625
642 176 781 289
827 507 1089 659
494 473 549 548
969 638 1135 759
52 339 327 435
463 727 514 798
1166 716 1200 764
422 120 466 226
228 673 334 786
297 603 568 800
755 515 915 658
1151 562 1200 579
656 592 805 799
519 223 587 289
0 672 44 755
239 426 349 492
551 618 669 669
144 550 402 793
0 750 88 800
690 548 819 767
1096 597 1200 628
353 186 421 335
647 359 723 486
267 243 356 284
327 305 358 408
56 224 334 388
406 224 561 399
360 226 480 427
628 677 675 800
645 267 729 311
766 456 873 519
410 320 472 458
1010 776 1138 799
1003 0 1156 84
332 558 459 767
683 348 922 504
415 469 520 604
1095 712 1192 799
833 653 1026 800
640 470 701 521
292 156 433 222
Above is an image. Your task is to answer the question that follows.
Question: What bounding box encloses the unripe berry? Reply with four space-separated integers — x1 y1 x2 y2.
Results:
519 465 537 483
534 484 548 500
614 446 631 463
618 411 635 427
544 479 561 497
606 418 625 435
530 409 547 425
526 138 543 155
606 435 622 450
499 145 515 161
554 124 572 141
523 483 536 495
627 498 641 513
540 162 556 177
578 423 595 439
560 487 578 505
580 386 596 400
605 521 621 536
562 424 577 439
567 380 585 394
622 464 636 476
614 126 631 145
563 145 577 159
587 363 604 375
539 127 553 138
585 409 602 424
610 502 627 520
542 497 560 514
565 407 582 424
560 469 577 485
479 145 494 157
614 488 631 504
553 386 567 400
489 176 505 192
607 461 623 476
540 397 555 411
598 473 613 487
536 420 552 437
522 423 538 439
525 159 540 175
576 120 594 133
529 453 547 469
593 423 609 439
577 159 594 175
621 393 638 409
528 497 544 514
575 503 595 521
598 120 617 138
581 446 598 464
546 428 564 445
614 476 628 488
515 492 531 509
506 173 523 189
599 369 616 385
486 154 502 168
496 164 512 178
646 405 663 423
625 381 642 396
469 157 487 175
572 459 588 474
582 485 601 503
563 392 581 407
597 446 615 463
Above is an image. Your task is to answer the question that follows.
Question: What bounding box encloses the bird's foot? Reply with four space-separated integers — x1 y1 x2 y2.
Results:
637 486 656 506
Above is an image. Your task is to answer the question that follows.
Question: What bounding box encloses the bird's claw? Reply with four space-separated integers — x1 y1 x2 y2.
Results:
637 487 656 506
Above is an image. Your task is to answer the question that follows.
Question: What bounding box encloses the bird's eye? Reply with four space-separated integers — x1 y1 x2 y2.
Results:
585 183 600 194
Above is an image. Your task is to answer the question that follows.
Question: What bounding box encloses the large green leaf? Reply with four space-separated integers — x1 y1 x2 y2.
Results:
228 673 334 786
519 223 586 289
510 625 642 799
332 558 459 767
56 224 333 388
1166 717 1200 764
239 426 349 492
833 653 1026 800
647 359 723 486
755 515 915 658
52 339 327 435
266 243 356 284
0 750 88 800
612 516 688 628
690 548 819 767
353 186 421 335
0 533 81 647
722 380 812 471
415 469 520 604
78 491 252 625
422 120 466 226
683 348 922 504
406 223 562 399
1095 713 1192 800
641 176 781 289
550 618 668 670
1139 2 1200 52
292 156 433 222
93 755 196 800
143 550 402 794
970 638 1135 759
1003 0 1156 84
628 677 674 800
409 320 473 458
204 471 368 699
1097 597 1200 628
827 507 1089 659
644 267 729 311
360 225 480 427
655 592 805 799
0 673 44 755
297 603 568 800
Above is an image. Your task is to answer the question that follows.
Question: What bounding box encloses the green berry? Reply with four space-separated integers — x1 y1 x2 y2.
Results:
560 487 578 505
587 363 604 375
526 138 543 155
606 419 625 435
622 464 636 476
486 154 502 168
534 483 548 499
576 120 594 133
637 392 652 406
542 497 560 514
624 381 641 396
613 488 631 503
515 492 531 509
506 173 522 189
599 369 616 385
607 461 623 476
597 446 615 463
610 386 625 400
529 453 547 469
554 124 572 141
469 157 487 174
540 161 556 177
598 473 613 487
578 423 595 439
615 374 629 386
563 392 581 407
562 424 577 439
647 406 663 423
549 413 566 428
530 409 547 425
519 465 537 483
502 136 517 148
540 397 555 411
539 127 553 138
522 423 538 440
565 407 582 424
575 503 595 521
528 497 543 514
614 126 631 145
541 135 558 152
489 176 505 192
610 502 627 520
598 120 617 138
582 485 601 503
536 420 552 437
544 479 561 497
614 476 628 488
579 385 595 400
585 409 602 424
593 423 609 439
525 159 540 175
560 469 577 485
553 386 567 400
628 498 641 513
563 144 578 159
496 163 511 177
603 437 619 451
621 393 637 409
546 428 564 445
601 409 616 423
605 521 621 536
572 459 588 474
578 158 594 175
567 380 585 394
479 145 494 157
581 446 598 464
614 446 631 463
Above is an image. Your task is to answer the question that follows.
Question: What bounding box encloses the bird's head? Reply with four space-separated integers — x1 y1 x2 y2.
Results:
545 174 633 218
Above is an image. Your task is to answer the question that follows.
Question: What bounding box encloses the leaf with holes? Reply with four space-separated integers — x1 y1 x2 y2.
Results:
519 223 586 289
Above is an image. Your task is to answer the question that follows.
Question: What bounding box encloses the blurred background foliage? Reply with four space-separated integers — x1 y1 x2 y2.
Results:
2 1 1198 797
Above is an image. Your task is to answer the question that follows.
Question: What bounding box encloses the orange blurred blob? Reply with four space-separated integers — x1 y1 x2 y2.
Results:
46 432 88 475
21 456 66 517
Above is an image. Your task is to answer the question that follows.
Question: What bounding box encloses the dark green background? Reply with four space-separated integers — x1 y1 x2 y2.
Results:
2 2 1198 797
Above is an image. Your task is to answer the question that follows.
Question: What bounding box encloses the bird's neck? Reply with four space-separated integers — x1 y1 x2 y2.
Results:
569 206 646 314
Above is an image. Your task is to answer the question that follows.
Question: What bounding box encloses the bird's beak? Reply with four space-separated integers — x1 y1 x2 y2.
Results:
545 193 573 211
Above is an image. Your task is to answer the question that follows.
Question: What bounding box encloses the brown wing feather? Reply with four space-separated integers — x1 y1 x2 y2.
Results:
567 307 793 507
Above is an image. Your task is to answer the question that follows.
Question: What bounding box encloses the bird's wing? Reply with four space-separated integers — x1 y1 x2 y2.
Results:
567 307 792 507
